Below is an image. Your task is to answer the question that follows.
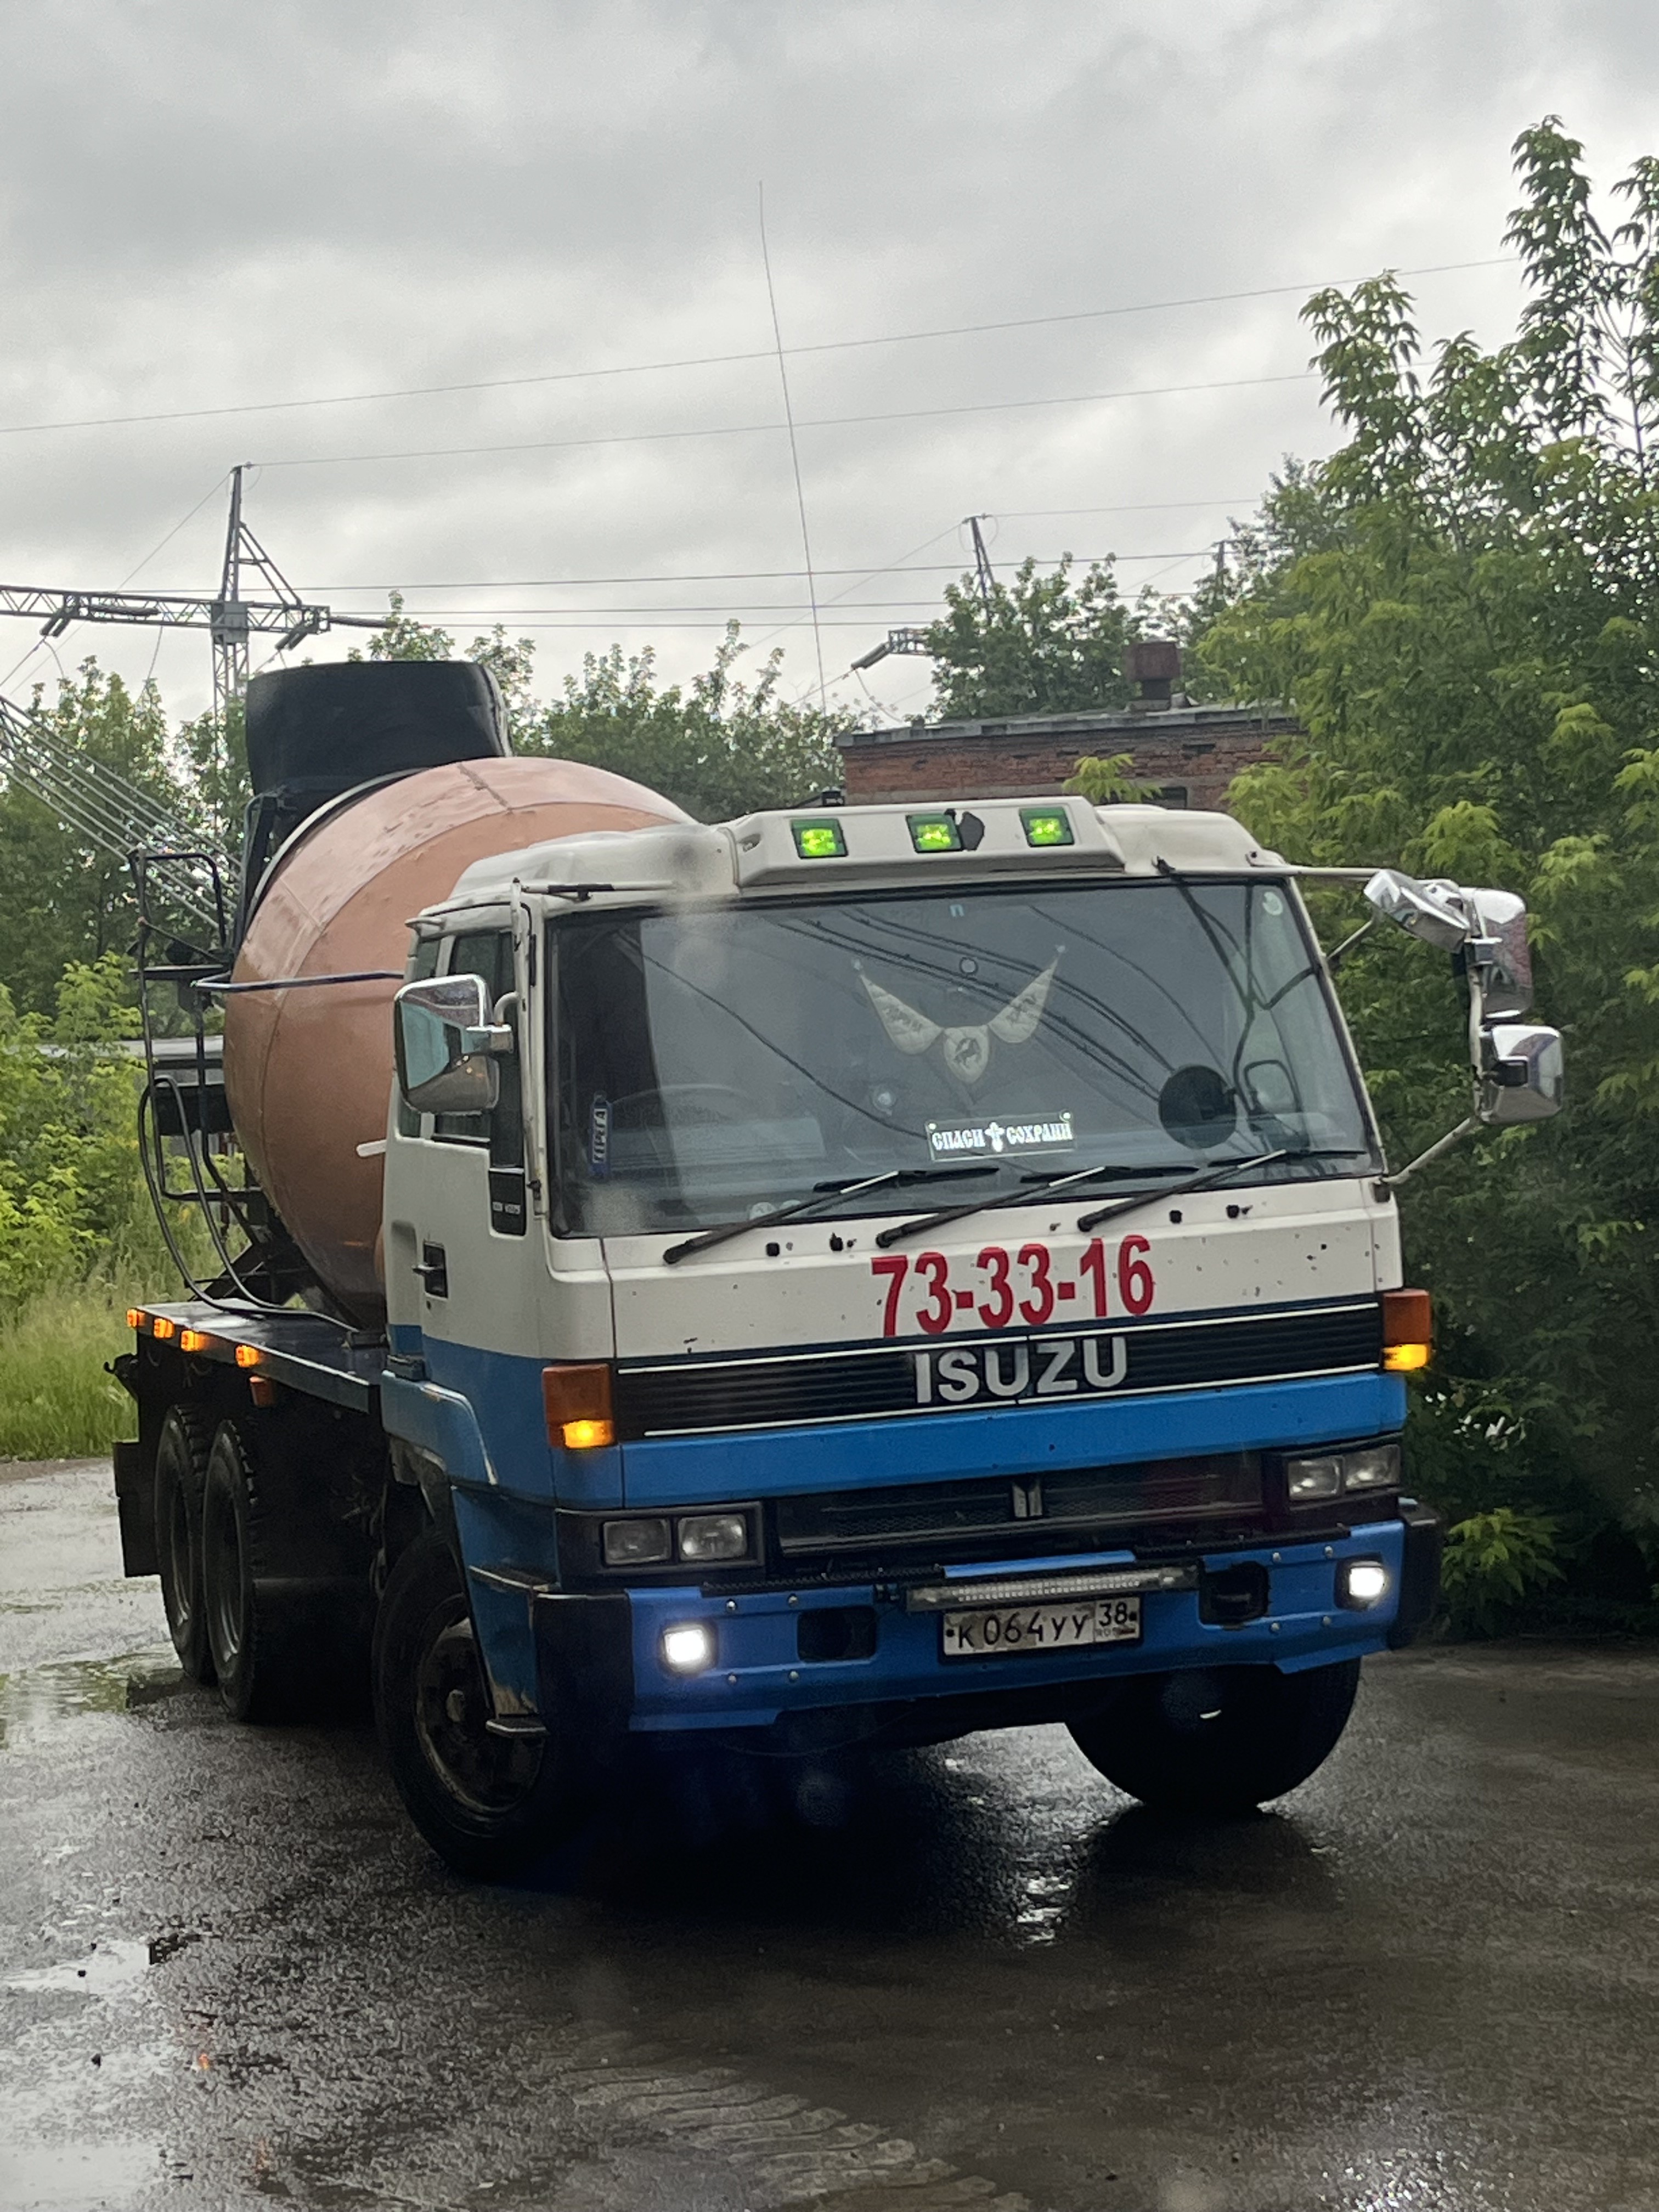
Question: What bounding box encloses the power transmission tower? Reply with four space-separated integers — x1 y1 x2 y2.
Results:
0 466 383 730
967 513 996 610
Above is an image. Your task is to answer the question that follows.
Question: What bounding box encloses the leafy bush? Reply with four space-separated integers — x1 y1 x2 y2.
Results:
0 1284 137 1461
0 954 182 1325
1441 1509 1566 1637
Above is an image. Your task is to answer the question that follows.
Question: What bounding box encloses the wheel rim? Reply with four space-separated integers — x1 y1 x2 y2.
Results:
413 1605 542 1816
205 1481 245 1675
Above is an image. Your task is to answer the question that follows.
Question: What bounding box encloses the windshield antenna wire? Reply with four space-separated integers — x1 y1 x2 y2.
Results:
759 184 827 713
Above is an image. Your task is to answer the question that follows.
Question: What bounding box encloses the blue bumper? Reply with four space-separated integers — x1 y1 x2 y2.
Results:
614 1523 1411 1733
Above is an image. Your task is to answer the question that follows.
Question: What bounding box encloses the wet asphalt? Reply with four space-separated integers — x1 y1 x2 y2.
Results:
1 1459 1656 2212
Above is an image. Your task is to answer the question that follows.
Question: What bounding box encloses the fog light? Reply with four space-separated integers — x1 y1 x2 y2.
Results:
1286 1454 1342 1500
678 1513 748 1562
602 1517 672 1566
1339 1558 1390 1609
661 1622 715 1674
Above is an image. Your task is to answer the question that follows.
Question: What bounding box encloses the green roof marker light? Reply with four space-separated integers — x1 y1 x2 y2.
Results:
1021 808 1075 848
792 819 847 860
907 814 963 853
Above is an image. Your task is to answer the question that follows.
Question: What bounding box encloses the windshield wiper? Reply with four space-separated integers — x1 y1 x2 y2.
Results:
873 1144 1370 1251
661 1163 997 1266
1075 1146 1370 1232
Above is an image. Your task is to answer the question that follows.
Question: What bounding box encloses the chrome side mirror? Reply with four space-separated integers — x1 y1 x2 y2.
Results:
1463 889 1533 1018
393 974 509 1117
1363 869 1470 951
1480 1024 1564 1125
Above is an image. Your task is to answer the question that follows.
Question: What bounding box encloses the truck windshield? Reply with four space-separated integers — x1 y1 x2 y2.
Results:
552 878 1377 1237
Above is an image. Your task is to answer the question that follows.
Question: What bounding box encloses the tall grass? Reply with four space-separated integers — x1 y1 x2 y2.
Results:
0 1284 138 1461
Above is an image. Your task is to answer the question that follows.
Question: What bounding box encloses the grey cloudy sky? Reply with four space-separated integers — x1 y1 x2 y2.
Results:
2 0 1657 725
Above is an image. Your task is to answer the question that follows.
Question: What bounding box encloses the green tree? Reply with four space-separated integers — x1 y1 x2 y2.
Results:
0 662 190 1014
523 626 845 819
349 600 847 820
922 556 1139 719
1199 117 1659 1544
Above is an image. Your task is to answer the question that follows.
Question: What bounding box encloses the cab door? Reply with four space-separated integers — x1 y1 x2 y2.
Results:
385 927 538 1370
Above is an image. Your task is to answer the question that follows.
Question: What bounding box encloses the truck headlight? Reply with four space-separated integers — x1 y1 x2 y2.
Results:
1286 1455 1342 1500
1340 1442 1402 1491
602 1517 672 1566
661 1622 716 1673
677 1513 749 1563
1284 1441 1402 1500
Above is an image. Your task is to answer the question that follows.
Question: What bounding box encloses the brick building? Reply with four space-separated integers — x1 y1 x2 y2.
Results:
833 699 1293 812
832 646 1296 814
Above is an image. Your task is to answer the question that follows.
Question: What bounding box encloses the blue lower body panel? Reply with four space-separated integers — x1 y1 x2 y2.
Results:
437 1371 1418 1734
623 1522 1407 1733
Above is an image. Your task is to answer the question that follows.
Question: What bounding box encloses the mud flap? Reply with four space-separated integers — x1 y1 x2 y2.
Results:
113 1440 159 1578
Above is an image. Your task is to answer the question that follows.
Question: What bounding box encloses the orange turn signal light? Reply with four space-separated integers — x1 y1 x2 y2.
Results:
543 1362 616 1451
234 1344 262 1369
1382 1287 1432 1373
150 1316 177 1340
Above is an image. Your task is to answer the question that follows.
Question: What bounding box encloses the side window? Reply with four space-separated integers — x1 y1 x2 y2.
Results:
433 934 526 1181
394 933 444 1137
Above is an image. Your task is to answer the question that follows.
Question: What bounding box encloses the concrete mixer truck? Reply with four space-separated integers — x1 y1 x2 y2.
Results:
110 659 1564 1874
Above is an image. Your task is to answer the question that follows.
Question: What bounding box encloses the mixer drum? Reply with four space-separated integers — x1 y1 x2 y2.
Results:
223 755 687 1322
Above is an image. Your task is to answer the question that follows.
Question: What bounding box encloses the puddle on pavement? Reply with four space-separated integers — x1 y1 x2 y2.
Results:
0 1647 183 1748
0 2136 159 2210
7 1939 154 1999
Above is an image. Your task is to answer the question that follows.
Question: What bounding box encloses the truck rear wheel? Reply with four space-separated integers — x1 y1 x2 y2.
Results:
373 1531 586 1878
200 1420 311 1722
155 1406 214 1683
1067 1660 1361 1814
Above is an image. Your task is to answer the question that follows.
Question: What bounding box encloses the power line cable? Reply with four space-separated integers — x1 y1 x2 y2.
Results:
0 257 1516 440
251 370 1316 473
758 185 826 712
235 535 1249 591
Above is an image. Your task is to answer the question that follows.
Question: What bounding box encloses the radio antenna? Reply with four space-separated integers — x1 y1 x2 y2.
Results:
758 184 827 713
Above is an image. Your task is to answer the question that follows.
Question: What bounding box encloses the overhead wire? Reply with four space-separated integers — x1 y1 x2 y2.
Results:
0 256 1516 441
758 183 826 711
249 370 1316 471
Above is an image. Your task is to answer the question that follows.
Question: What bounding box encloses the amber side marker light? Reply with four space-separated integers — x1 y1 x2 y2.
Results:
150 1317 177 1340
1382 1287 1432 1372
543 1362 616 1450
234 1344 262 1369
179 1329 213 1354
126 1308 144 1330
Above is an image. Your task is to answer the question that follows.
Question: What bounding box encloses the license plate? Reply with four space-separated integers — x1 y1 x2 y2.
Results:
940 1594 1142 1659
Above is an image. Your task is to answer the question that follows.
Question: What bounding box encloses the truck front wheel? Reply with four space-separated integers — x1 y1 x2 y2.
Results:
1067 1660 1361 1814
155 1406 215 1683
373 1531 588 1878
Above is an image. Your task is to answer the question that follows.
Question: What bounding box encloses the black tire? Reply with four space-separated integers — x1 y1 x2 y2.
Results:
200 1420 313 1722
1068 1661 1361 1814
373 1530 588 1878
155 1406 215 1684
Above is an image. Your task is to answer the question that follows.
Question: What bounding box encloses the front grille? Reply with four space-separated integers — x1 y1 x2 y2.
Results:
774 1452 1261 1560
615 1299 1381 1440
